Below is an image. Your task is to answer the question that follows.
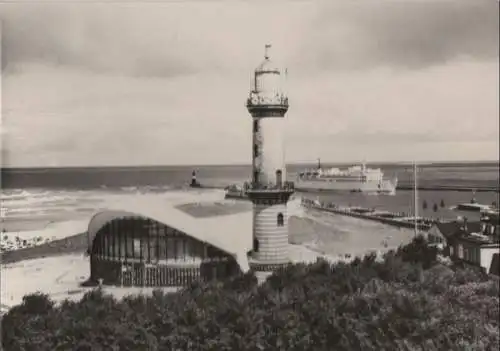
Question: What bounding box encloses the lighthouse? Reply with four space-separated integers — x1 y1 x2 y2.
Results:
246 44 294 283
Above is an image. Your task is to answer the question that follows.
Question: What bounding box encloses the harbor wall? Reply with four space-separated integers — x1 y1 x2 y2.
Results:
397 184 499 193
303 201 435 231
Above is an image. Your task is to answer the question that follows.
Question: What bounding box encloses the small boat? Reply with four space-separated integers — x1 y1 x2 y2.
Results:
455 193 493 212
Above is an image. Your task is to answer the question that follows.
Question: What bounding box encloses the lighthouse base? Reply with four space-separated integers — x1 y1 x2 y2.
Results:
248 259 291 284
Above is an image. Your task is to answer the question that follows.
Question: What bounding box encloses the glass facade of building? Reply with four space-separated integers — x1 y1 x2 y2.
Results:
89 216 240 287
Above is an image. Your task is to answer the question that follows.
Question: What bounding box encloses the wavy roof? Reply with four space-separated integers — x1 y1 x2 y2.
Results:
86 196 253 272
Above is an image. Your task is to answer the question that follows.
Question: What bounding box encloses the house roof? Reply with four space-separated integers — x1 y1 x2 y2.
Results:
461 222 483 234
434 221 487 240
87 196 253 272
434 222 462 239
453 221 500 246
455 233 500 246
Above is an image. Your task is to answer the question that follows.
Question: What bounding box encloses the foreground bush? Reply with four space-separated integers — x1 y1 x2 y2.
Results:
2 236 499 350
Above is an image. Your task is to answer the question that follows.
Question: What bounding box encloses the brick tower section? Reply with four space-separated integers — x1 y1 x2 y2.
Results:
246 45 294 283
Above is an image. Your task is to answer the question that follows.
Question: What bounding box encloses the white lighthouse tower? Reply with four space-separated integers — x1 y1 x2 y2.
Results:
246 44 294 283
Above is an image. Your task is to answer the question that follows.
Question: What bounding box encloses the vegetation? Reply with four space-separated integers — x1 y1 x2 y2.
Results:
2 236 499 351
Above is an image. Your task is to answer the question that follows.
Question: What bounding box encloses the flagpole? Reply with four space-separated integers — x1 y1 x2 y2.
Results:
414 161 418 237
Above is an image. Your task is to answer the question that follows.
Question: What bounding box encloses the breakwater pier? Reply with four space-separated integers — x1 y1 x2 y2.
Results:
301 199 436 231
396 184 499 193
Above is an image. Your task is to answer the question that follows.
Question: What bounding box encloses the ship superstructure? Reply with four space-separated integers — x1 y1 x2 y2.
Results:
296 160 397 195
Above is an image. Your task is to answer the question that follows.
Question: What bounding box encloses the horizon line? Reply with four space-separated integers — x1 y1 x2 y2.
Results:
2 159 499 170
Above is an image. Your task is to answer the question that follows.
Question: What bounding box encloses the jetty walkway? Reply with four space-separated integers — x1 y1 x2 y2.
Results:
301 199 436 231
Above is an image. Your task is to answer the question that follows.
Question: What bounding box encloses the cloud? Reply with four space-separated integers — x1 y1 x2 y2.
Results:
287 59 499 141
0 2 309 76
0 0 498 166
294 0 499 72
2 0 497 76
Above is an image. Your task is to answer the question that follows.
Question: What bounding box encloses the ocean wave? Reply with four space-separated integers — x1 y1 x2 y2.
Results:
1 189 53 201
3 207 58 216
117 185 176 194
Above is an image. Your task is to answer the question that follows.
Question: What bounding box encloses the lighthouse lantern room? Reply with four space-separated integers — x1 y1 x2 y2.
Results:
246 44 294 282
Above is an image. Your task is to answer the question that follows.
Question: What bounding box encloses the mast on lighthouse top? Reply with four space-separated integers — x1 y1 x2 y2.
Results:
247 44 288 117
255 44 280 74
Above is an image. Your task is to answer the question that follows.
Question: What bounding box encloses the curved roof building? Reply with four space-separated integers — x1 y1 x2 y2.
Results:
86 196 253 287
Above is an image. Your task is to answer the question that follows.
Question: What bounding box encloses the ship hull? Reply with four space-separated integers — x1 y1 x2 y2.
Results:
295 179 397 195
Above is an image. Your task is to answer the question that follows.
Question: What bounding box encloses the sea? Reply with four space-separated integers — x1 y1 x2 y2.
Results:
1 162 499 257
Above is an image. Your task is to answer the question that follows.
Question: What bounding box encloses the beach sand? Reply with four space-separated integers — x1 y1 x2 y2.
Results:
1 254 91 308
0 254 184 310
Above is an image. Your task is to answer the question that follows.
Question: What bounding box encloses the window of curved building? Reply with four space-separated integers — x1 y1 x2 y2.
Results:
277 213 284 227
176 239 185 261
90 217 235 264
133 239 141 258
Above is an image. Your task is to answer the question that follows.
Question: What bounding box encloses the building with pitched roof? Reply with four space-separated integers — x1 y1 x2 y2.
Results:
428 215 499 275
451 217 499 275
426 221 463 254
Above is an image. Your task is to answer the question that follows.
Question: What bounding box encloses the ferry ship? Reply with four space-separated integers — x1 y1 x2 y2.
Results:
295 160 398 195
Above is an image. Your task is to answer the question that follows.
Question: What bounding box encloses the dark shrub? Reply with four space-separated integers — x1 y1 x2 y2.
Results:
396 235 438 269
2 237 498 351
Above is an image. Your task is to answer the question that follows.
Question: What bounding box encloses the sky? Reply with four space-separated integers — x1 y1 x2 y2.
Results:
0 0 499 167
